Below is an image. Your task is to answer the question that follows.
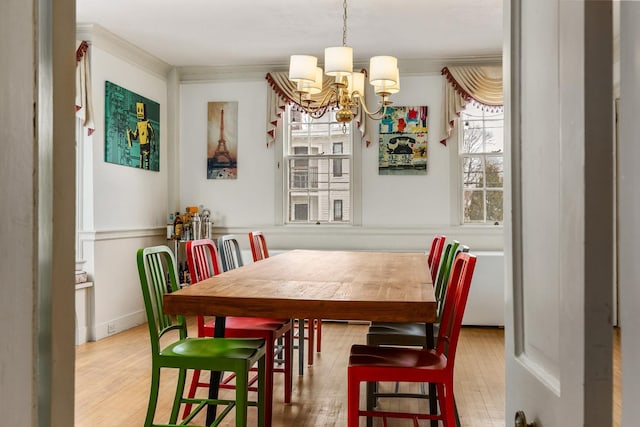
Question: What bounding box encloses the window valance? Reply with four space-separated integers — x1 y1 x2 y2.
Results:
440 65 503 145
265 72 368 147
76 40 95 136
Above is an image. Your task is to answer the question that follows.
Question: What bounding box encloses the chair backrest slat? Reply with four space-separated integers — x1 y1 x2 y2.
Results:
137 245 186 355
218 234 244 271
427 234 446 282
436 252 476 365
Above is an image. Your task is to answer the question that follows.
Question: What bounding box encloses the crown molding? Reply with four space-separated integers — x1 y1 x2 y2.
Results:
178 64 280 83
76 24 173 80
178 54 502 83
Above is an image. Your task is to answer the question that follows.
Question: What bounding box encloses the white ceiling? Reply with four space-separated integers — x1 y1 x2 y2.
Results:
76 0 503 69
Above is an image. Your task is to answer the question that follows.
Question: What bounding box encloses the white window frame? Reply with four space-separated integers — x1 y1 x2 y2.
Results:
456 104 504 225
274 105 362 226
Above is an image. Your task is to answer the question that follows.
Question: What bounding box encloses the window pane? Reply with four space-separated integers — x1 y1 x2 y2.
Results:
486 190 503 223
484 119 504 153
461 121 486 153
463 190 485 222
333 199 343 221
485 156 504 188
462 157 483 188
332 158 343 177
294 204 308 221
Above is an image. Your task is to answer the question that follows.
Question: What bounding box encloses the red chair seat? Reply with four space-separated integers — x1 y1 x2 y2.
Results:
204 317 290 333
350 345 447 372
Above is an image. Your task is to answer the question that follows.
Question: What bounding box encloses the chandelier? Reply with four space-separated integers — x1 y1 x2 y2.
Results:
288 0 400 125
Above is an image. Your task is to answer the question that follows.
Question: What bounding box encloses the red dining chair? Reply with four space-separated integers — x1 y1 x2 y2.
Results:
427 234 447 283
248 231 322 370
347 252 477 427
182 239 292 426
364 242 468 427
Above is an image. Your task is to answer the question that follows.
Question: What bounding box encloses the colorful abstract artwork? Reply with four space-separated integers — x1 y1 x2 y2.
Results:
104 81 160 171
207 101 238 179
378 106 428 175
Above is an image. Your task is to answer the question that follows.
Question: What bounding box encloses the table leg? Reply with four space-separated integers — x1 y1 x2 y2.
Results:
426 323 438 427
206 316 226 425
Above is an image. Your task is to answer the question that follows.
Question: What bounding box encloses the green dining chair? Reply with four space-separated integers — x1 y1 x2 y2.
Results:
137 245 267 426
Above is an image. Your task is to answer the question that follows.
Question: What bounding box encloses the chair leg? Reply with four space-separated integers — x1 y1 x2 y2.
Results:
235 368 249 427
145 366 161 427
297 318 304 375
170 368 187 424
443 383 457 427
347 369 360 427
182 369 201 419
316 319 322 352
284 328 293 403
366 381 376 427
307 319 315 366
257 356 267 427
264 339 275 427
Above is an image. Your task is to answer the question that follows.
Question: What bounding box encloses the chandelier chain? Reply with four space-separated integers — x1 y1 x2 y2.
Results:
342 0 348 47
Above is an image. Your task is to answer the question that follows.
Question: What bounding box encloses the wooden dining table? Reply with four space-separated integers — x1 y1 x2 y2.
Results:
163 249 437 424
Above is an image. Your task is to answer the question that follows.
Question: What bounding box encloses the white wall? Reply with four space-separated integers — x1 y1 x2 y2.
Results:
180 80 275 226
361 75 450 226
180 74 503 252
77 30 169 340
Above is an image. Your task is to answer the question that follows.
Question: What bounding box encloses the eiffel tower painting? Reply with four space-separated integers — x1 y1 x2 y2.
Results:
207 102 238 179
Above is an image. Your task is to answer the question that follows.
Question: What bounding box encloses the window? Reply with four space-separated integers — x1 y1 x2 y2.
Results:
459 103 504 224
284 106 352 224
332 142 343 177
333 200 343 221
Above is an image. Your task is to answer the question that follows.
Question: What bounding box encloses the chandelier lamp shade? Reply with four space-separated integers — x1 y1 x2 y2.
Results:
287 0 400 124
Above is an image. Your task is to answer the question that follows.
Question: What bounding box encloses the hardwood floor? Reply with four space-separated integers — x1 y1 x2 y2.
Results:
75 322 620 426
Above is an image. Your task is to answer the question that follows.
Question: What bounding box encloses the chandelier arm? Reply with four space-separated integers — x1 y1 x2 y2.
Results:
353 92 391 119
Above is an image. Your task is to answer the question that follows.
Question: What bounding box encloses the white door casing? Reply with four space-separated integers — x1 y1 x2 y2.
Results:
504 1 613 426
618 2 640 425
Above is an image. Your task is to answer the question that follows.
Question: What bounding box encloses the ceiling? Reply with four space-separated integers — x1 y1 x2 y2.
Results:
76 0 503 69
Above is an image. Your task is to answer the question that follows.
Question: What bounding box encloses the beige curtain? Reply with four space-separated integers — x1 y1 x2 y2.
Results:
75 40 95 136
440 65 503 145
265 71 368 147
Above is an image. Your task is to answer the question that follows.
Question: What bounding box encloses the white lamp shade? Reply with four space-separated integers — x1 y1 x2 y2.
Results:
348 72 366 97
374 68 400 95
289 55 318 82
298 67 324 95
369 56 398 86
324 46 353 77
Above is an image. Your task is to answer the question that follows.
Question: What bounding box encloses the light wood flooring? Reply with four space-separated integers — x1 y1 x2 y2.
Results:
75 322 621 426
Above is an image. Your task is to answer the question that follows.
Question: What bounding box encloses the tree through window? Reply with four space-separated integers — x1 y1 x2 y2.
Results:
459 103 504 224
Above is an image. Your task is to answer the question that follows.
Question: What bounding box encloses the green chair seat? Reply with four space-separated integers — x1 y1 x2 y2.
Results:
160 337 266 369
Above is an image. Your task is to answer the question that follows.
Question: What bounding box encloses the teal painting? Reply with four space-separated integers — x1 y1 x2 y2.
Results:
104 81 160 171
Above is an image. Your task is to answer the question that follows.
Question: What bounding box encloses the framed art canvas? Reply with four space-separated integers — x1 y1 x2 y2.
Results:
104 81 160 171
378 105 428 175
207 101 238 179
